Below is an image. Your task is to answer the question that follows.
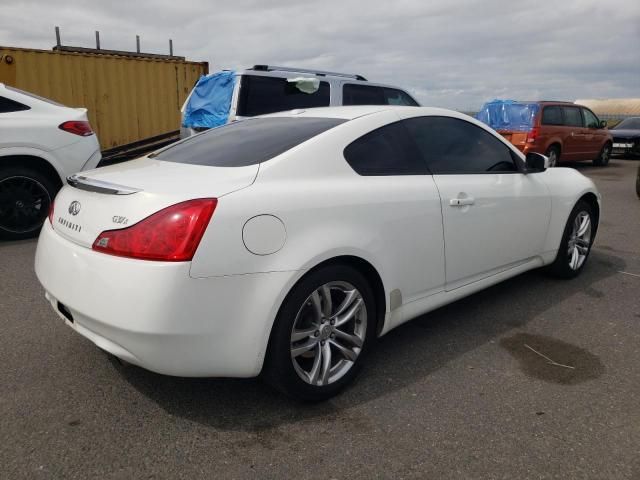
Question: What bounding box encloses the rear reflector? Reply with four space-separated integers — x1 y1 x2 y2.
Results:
59 120 94 136
92 198 217 261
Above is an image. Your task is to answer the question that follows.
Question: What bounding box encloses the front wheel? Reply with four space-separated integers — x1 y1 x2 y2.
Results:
593 143 611 166
547 200 596 278
262 264 376 401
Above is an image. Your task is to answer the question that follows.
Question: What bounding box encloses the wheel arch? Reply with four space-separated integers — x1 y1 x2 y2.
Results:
546 142 562 155
578 192 600 235
0 154 64 189
265 254 388 361
304 255 387 336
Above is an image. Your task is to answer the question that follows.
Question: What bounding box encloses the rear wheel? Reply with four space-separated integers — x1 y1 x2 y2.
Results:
262 264 376 401
545 146 560 167
0 167 57 240
593 143 611 166
547 200 596 278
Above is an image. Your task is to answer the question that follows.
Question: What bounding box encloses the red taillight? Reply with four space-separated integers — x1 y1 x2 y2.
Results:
48 199 55 225
526 126 540 143
92 198 217 261
59 120 94 137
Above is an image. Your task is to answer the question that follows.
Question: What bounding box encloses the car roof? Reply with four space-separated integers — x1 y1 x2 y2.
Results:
232 66 415 93
263 105 470 121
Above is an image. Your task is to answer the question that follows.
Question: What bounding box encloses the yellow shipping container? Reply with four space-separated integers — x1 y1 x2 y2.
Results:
0 46 208 150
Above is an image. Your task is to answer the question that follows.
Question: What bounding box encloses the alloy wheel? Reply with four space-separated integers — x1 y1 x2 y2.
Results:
547 150 558 167
0 176 51 234
290 281 367 386
567 211 591 270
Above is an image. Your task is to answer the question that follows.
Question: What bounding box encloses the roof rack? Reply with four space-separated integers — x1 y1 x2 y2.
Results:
250 65 367 81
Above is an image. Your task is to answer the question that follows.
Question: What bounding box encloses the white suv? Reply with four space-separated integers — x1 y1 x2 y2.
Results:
0 84 101 240
181 65 419 137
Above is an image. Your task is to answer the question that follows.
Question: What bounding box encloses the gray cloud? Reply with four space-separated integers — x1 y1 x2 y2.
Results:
2 0 639 110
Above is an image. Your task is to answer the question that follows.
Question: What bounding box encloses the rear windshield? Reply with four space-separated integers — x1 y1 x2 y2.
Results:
154 117 345 167
236 75 330 117
613 118 640 130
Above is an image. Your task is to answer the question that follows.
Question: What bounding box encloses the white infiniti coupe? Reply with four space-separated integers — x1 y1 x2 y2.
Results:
35 106 600 401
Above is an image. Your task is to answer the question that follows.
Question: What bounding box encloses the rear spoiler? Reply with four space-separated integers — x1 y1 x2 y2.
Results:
67 174 141 195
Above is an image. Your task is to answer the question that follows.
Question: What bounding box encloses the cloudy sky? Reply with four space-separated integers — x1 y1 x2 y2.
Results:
2 0 639 110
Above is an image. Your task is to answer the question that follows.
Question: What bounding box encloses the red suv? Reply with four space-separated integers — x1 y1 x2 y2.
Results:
477 101 613 166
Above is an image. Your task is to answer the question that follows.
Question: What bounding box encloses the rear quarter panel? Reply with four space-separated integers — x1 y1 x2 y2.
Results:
190 110 446 309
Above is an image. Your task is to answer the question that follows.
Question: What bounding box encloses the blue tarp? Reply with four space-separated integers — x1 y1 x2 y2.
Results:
182 71 236 129
476 100 539 132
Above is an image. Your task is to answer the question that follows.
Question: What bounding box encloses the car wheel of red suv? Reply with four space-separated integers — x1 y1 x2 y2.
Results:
593 143 611 167
545 146 560 167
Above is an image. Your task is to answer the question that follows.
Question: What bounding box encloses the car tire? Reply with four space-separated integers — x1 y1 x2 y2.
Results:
0 166 58 240
593 143 611 166
545 146 560 167
262 264 377 402
547 200 596 279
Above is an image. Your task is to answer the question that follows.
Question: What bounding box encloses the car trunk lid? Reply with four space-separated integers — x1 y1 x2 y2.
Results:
51 158 258 248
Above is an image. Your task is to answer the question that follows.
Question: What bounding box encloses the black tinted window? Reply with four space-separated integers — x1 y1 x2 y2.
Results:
542 106 562 125
614 118 640 129
582 108 600 128
562 107 583 127
343 121 428 175
5 86 65 107
383 88 419 106
0 96 30 113
155 117 344 167
236 75 330 116
343 84 419 106
404 116 518 174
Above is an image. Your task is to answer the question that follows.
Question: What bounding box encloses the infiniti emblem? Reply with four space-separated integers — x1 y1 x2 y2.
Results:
68 201 81 216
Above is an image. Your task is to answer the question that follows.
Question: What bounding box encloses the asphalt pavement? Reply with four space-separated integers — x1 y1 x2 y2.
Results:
1 158 639 479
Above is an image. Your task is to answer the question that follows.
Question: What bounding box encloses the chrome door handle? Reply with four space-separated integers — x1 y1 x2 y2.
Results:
449 197 475 206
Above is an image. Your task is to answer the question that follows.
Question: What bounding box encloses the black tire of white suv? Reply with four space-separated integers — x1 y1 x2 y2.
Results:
0 166 57 240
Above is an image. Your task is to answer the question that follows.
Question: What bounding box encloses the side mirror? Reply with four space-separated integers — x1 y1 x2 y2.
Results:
600 120 607 128
525 152 549 172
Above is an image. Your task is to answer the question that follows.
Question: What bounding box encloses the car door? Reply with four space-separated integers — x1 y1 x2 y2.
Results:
401 115 551 290
581 107 605 156
561 106 588 160
342 118 446 303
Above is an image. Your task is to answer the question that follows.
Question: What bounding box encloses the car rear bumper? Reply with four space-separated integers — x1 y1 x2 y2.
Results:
34 221 296 377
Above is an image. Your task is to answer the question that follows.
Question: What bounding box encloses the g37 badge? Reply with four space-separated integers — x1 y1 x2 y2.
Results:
112 216 129 225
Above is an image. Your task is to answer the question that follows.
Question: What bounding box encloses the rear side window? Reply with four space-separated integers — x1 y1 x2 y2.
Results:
0 96 31 113
236 75 330 116
403 116 518 174
343 121 428 175
343 84 418 106
154 117 345 167
541 106 562 125
562 107 583 127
